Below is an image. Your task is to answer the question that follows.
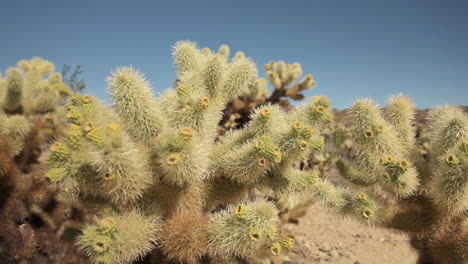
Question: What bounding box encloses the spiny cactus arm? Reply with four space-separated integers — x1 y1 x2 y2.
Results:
216 136 282 184
218 44 230 61
78 210 162 264
203 54 226 98
27 85 62 114
173 41 204 75
294 96 333 131
384 94 416 152
264 167 319 194
7 58 73 115
3 68 23 114
265 61 315 102
427 106 467 160
152 127 209 186
220 57 258 101
108 67 164 143
19 58 54 99
274 118 323 163
48 97 153 205
0 115 31 156
426 107 467 213
162 81 219 134
208 200 291 260
310 179 382 224
244 78 270 102
159 212 209 264
335 159 377 186
220 104 288 149
430 148 468 214
350 99 419 196
285 74 316 98
232 51 246 62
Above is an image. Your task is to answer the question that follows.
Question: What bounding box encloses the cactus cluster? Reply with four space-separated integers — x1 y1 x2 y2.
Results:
219 53 318 133
2 43 466 264
43 41 333 263
314 95 467 264
0 58 89 263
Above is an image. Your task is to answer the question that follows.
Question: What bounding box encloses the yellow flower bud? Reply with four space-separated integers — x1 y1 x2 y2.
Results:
166 153 182 166
446 155 460 166
249 228 261 241
199 97 210 108
260 108 271 118
234 204 249 219
270 242 282 256
179 127 193 139
298 141 308 150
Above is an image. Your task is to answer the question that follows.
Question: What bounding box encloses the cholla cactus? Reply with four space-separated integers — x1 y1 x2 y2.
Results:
1 57 72 115
219 51 318 133
0 59 85 263
264 60 316 102
313 95 467 264
45 41 333 263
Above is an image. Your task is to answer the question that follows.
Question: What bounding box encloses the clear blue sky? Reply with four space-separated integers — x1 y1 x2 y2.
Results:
1 0 467 109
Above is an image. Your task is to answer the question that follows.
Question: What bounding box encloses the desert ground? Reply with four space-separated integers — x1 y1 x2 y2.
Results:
282 202 417 264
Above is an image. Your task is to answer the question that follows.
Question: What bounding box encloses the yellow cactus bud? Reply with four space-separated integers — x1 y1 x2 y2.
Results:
398 160 409 171
260 108 271 118
50 142 70 161
249 228 261 241
92 235 112 253
71 94 87 105
362 209 373 219
103 172 117 181
266 226 278 239
83 95 93 104
357 192 368 200
255 139 265 149
66 109 82 123
257 157 268 167
199 97 210 108
179 127 193 139
234 204 249 219
83 122 94 133
445 155 460 166
176 85 190 97
304 126 315 138
45 168 67 183
68 124 83 149
307 171 319 183
292 122 302 129
364 129 374 139
315 106 325 114
298 141 308 150
273 146 281 156
380 157 393 165
86 128 105 146
270 242 282 256
166 153 182 166
311 137 325 151
106 124 122 136
280 237 295 250
99 217 117 235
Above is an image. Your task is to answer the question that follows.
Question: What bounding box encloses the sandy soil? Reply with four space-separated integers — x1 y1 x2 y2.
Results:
277 203 418 264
